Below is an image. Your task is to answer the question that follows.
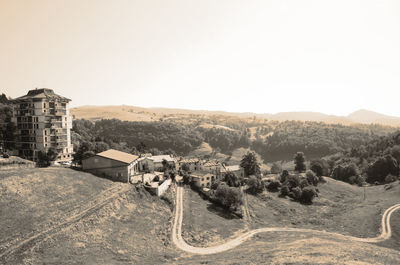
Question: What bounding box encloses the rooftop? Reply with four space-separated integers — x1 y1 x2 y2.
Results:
12 88 71 102
149 155 175 163
96 149 138 164
225 165 241 171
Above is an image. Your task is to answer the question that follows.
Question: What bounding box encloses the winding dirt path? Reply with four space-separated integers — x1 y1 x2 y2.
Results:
172 185 400 255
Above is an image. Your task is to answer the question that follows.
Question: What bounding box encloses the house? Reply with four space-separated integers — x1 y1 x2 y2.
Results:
137 154 176 172
191 173 218 188
150 155 176 171
9 88 74 161
224 165 245 178
202 160 222 176
82 149 139 182
179 158 202 171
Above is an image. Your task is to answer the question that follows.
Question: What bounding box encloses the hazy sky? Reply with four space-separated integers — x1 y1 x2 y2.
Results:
1 0 400 116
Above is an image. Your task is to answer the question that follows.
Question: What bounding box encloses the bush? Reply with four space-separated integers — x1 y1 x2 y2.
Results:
367 155 399 184
305 170 319 186
289 186 302 200
385 174 398 183
247 176 264 194
301 186 318 204
299 178 310 189
285 174 301 189
280 170 289 183
280 185 290 197
266 180 281 192
215 184 243 210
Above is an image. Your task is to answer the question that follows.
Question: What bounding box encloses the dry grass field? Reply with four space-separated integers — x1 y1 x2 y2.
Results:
1 167 399 264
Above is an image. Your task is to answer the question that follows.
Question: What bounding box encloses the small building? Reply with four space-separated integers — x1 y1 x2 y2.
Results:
138 154 176 172
179 158 202 171
192 173 218 188
202 160 222 176
82 149 139 182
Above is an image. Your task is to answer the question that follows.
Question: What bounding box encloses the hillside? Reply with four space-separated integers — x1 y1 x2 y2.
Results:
0 167 175 264
71 105 400 127
1 167 400 264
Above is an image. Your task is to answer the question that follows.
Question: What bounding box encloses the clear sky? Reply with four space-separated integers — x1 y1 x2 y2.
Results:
1 0 399 116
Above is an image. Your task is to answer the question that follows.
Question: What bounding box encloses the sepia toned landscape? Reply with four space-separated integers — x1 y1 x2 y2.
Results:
2 1 400 264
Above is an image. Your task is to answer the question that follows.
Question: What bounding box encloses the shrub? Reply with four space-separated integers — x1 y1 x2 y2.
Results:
215 184 243 210
305 170 319 186
299 178 310 189
301 186 318 204
367 155 399 184
280 185 290 197
266 180 281 192
247 176 264 194
280 170 289 183
385 174 398 183
289 186 302 200
285 174 301 189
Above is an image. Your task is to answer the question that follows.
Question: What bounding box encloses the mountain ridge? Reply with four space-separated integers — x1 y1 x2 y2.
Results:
71 105 400 127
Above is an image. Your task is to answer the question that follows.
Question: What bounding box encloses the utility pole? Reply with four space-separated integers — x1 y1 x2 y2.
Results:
363 186 366 201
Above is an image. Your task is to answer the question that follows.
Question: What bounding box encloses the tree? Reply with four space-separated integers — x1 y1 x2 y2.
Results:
37 148 58 167
331 163 359 183
367 155 399 184
240 151 260 177
310 159 329 177
214 184 243 210
247 176 264 194
270 162 282 174
73 141 94 165
224 172 241 187
305 170 319 186
280 170 289 183
294 152 306 172
301 186 318 204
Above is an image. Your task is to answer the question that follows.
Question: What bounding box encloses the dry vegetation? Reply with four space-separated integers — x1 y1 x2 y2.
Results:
1 167 400 264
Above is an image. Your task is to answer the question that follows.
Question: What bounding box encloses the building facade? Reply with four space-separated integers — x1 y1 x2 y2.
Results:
82 149 139 182
10 88 74 161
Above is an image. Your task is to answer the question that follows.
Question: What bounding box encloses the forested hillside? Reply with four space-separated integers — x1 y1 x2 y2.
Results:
252 121 395 162
71 117 398 164
328 130 400 184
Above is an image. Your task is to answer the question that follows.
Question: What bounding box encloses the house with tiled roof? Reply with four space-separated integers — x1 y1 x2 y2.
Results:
82 149 140 182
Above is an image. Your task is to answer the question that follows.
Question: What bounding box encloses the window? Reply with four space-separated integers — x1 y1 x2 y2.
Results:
207 177 210 180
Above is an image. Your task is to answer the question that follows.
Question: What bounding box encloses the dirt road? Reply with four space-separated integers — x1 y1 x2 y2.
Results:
172 185 400 255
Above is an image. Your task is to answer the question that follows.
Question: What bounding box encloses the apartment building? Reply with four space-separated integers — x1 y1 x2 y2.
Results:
10 88 74 161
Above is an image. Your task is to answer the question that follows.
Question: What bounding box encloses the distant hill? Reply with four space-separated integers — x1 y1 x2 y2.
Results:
347 109 400 126
71 105 400 127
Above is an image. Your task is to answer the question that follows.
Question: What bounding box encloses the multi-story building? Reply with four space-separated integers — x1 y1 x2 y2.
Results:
10 88 74 161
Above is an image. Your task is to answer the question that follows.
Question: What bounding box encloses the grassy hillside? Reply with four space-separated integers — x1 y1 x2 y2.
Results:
2 167 400 264
0 167 176 264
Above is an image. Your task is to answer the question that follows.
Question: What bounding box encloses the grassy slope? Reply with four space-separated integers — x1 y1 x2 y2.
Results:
247 178 400 240
181 187 245 247
1 167 400 264
0 167 177 264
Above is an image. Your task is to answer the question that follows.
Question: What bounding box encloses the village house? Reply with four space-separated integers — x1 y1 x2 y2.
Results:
82 149 139 183
179 157 202 171
137 154 176 172
202 160 222 176
191 172 219 188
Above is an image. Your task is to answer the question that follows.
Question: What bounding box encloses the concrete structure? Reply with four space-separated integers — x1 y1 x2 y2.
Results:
9 88 73 161
82 149 139 182
146 178 172 196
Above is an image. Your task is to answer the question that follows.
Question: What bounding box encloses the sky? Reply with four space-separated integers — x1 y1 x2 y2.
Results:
1 0 400 116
